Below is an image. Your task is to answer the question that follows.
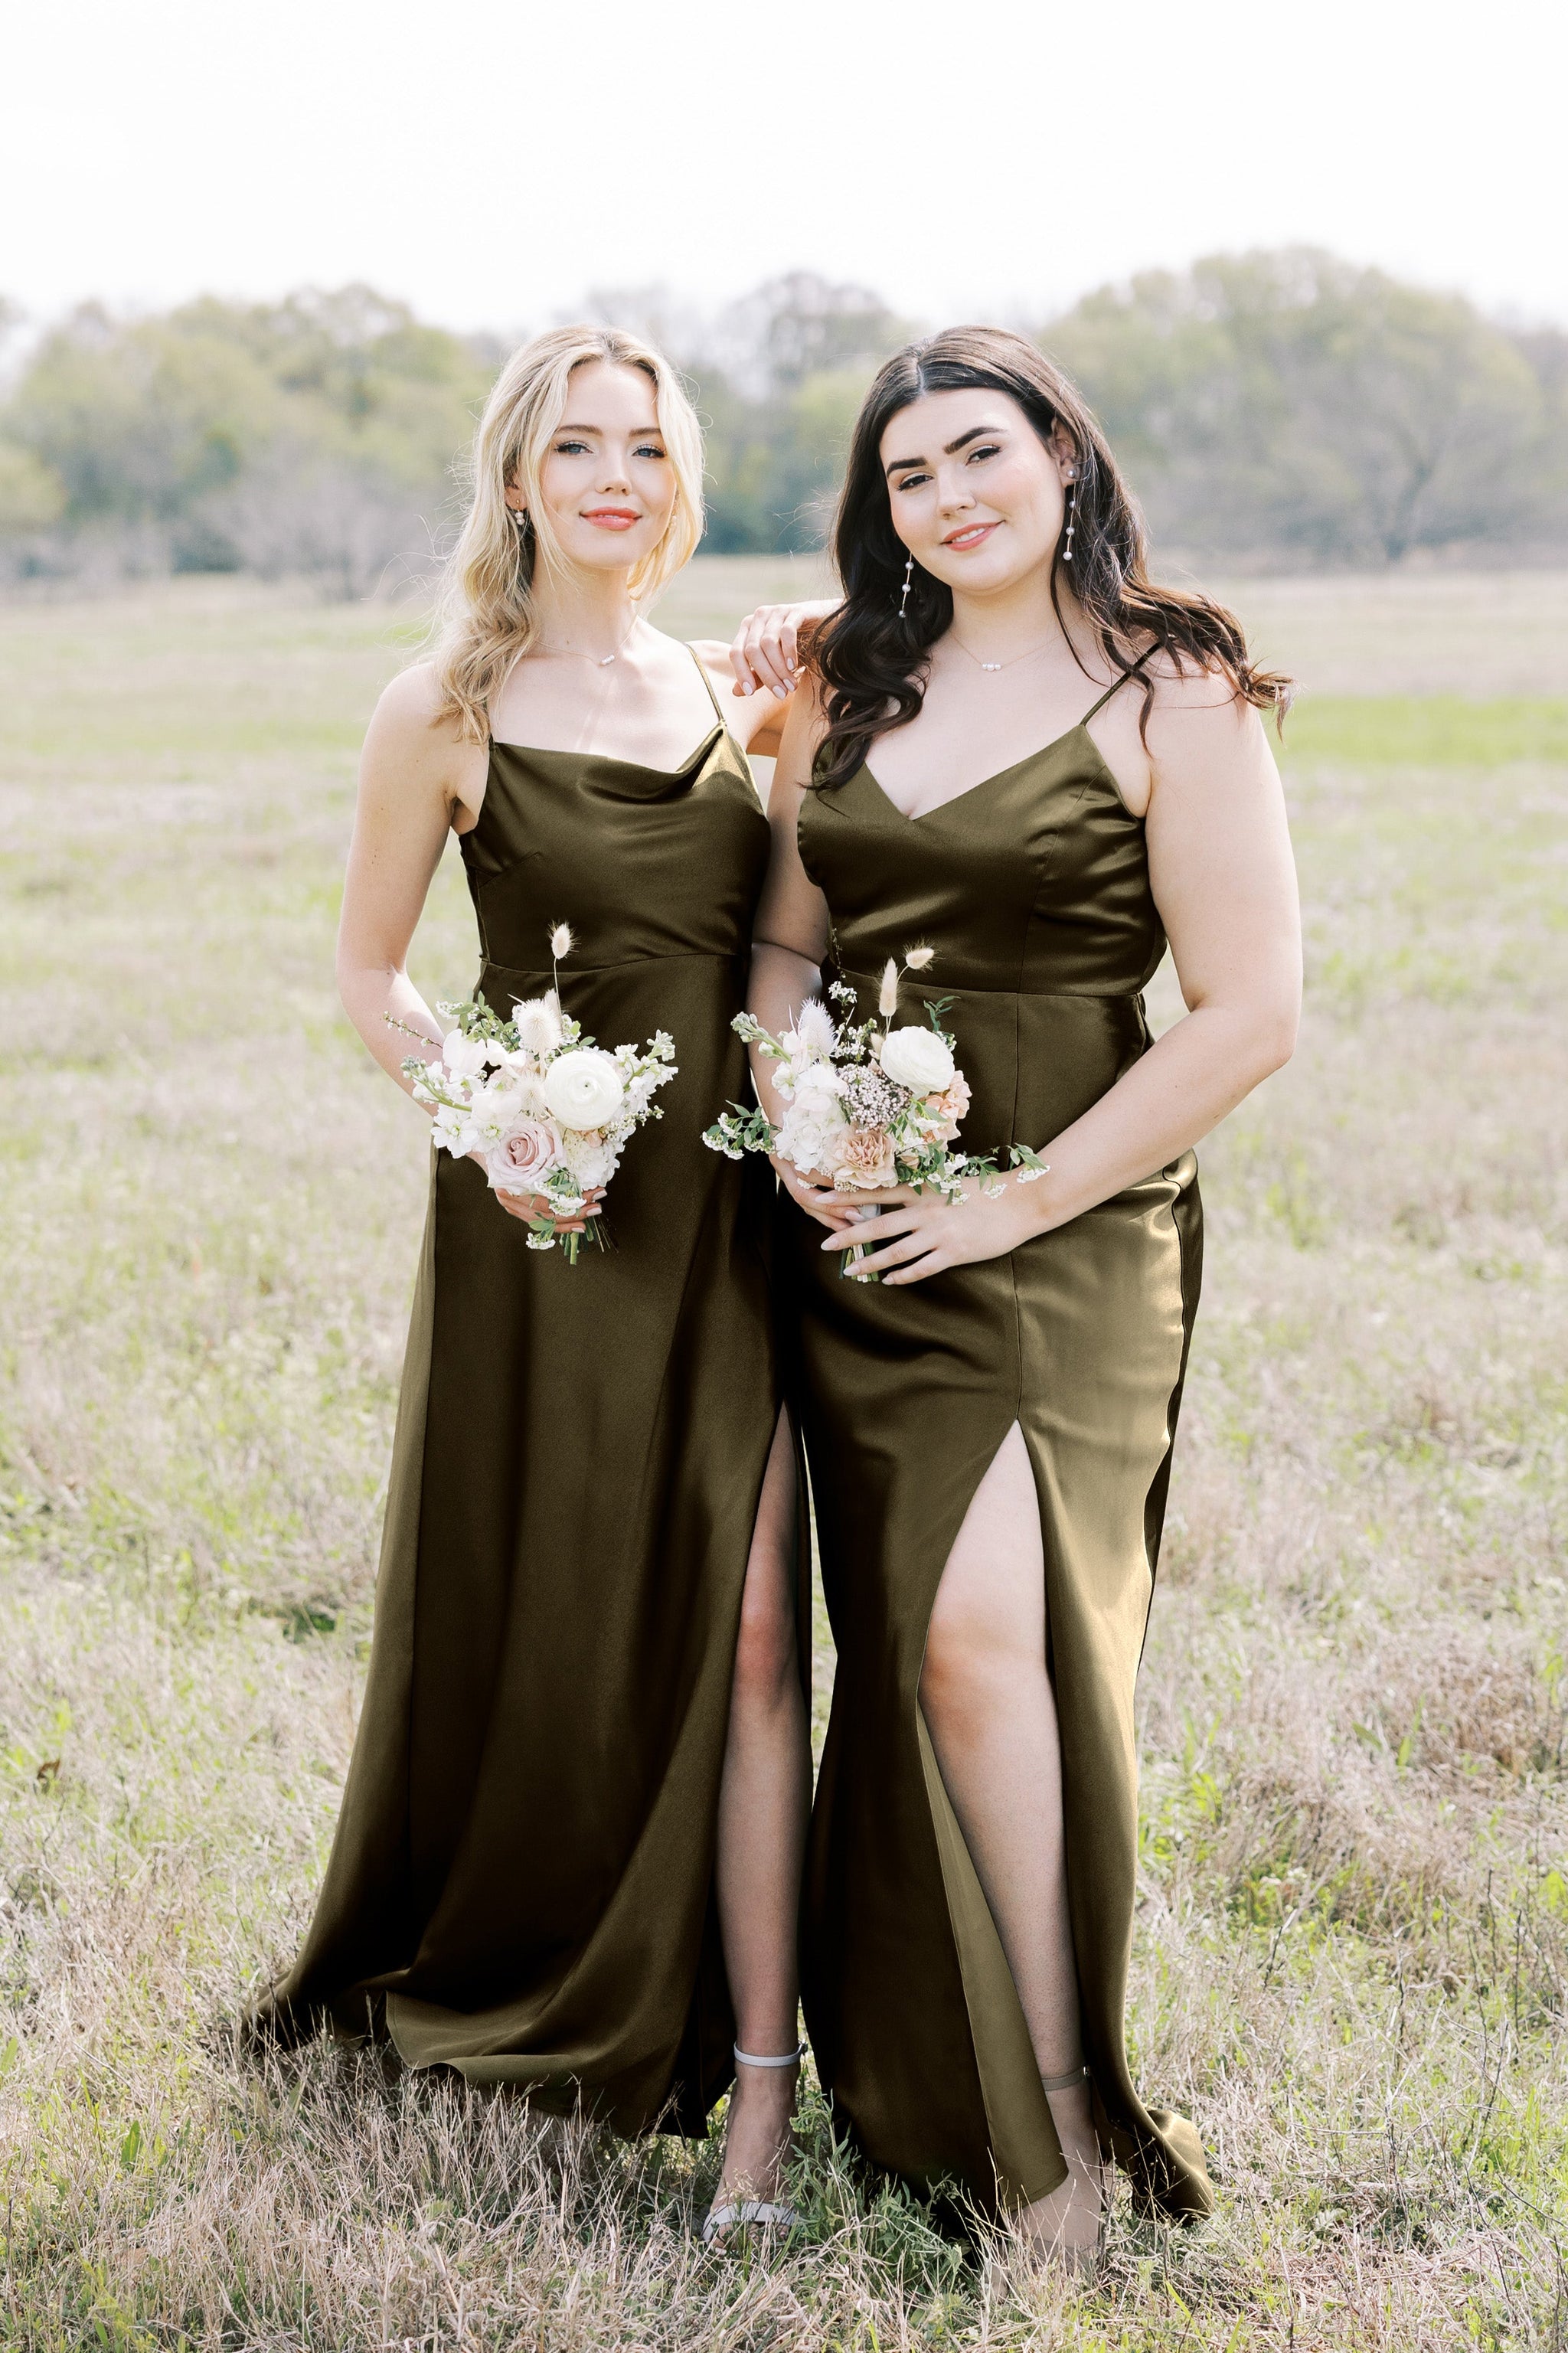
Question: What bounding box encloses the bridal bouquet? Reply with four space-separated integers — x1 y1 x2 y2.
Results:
399 924 677 1261
704 947 1047 1276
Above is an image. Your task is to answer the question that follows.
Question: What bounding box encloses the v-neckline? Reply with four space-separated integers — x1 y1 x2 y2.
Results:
861 718 1096 825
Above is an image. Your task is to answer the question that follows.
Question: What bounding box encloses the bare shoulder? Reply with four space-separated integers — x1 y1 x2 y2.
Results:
369 659 462 743
1140 656 1271 770
363 659 482 796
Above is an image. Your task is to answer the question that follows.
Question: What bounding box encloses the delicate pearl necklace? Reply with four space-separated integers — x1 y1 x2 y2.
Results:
949 631 1059 675
537 614 642 668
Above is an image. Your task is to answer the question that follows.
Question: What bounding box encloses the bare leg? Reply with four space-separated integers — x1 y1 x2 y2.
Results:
918 1423 1102 2260
712 1408 811 2207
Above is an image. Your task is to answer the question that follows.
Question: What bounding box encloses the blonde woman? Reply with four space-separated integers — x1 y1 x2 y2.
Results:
253 328 816 2232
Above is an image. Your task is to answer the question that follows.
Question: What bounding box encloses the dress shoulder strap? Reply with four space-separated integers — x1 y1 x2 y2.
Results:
1081 655 1153 725
688 643 728 727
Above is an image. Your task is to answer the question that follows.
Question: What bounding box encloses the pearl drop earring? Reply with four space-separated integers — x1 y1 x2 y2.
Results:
897 551 914 619
1062 474 1077 566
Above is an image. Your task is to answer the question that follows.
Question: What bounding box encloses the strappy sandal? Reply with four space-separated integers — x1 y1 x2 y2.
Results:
1027 2065 1106 2278
701 2041 805 2242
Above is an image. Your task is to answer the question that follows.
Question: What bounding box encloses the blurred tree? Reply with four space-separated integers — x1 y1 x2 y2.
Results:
0 289 491 589
687 273 912 548
1 258 1563 584
1047 250 1555 564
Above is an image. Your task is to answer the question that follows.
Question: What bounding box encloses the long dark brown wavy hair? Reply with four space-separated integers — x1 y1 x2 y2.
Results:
811 325 1292 787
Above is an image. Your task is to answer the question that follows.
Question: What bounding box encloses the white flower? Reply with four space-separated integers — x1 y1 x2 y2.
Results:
776 1097 848 1175
431 1105 469 1154
443 1028 489 1080
880 1025 956 1095
492 1062 548 1116
510 995 564 1057
562 1129 616 1188
466 1077 527 1145
789 1000 838 1061
904 945 936 971
544 1047 626 1130
549 921 574 960
878 959 900 1019
790 1060 845 1111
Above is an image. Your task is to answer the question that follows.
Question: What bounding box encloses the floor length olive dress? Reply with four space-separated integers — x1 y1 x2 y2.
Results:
786 682 1214 2220
255 663 802 2135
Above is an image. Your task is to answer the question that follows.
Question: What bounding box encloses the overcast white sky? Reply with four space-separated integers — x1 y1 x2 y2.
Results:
5 0 1565 338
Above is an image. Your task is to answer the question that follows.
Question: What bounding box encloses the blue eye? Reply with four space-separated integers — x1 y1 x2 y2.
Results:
633 443 667 459
555 439 590 455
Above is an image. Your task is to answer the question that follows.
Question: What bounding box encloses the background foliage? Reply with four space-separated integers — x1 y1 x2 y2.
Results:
2 250 1565 591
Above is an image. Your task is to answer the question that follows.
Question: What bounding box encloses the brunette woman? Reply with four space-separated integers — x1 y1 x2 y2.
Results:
253 328 817 2234
746 328 1300 2263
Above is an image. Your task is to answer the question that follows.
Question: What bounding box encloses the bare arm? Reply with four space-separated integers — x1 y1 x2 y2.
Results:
336 665 593 1234
823 680 1302 1283
744 689 860 1230
336 663 467 1090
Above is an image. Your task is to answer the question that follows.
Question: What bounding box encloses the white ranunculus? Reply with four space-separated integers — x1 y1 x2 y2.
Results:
544 1047 626 1131
443 1028 489 1080
789 999 838 1061
511 995 564 1057
880 1025 956 1096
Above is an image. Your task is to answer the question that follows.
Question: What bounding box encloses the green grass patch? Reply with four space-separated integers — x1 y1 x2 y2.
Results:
1279 694 1568 766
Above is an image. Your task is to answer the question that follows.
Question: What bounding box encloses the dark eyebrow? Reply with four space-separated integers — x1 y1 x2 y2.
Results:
884 423 1008 478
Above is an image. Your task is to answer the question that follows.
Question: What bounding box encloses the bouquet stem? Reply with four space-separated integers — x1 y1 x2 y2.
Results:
841 1203 882 1282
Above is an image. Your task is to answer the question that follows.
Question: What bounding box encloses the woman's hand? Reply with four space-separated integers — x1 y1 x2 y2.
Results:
729 598 839 701
479 1164 605 1235
772 1154 861 1231
820 1176 1047 1285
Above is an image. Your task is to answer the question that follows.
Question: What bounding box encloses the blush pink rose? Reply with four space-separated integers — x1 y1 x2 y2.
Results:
833 1126 897 1191
490 1117 560 1194
926 1071 972 1141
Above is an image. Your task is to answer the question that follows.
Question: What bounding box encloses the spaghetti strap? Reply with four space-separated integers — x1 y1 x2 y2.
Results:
688 643 729 727
1081 653 1155 725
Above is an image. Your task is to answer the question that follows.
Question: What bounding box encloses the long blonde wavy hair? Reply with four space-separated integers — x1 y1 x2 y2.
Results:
433 325 706 740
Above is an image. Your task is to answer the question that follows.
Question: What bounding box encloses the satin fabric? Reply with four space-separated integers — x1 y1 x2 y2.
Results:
254 708 801 2136
786 711 1212 2220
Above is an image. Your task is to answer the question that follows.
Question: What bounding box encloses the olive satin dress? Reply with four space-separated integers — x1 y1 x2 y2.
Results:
786 686 1213 2221
254 666 802 2135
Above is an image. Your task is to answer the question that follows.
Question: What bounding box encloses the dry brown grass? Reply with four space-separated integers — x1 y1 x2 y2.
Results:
0 570 1564 2348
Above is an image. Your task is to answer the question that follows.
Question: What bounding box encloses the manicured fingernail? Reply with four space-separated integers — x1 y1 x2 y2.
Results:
772 684 788 699
740 678 753 695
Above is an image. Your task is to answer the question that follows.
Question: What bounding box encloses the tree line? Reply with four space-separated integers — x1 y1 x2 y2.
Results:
1 250 1563 593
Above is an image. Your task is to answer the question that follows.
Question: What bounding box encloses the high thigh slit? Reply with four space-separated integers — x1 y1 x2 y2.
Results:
787 694 1212 2220
250 665 809 2135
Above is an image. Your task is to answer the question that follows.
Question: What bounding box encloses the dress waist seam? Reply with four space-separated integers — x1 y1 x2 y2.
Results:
835 963 1152 1005
480 949 746 978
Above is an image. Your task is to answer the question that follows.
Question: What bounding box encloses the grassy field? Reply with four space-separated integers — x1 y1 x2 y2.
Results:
0 565 1565 2348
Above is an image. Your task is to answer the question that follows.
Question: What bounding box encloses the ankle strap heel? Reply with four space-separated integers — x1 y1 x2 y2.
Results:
733 2040 806 2068
1040 2063 1090 2092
